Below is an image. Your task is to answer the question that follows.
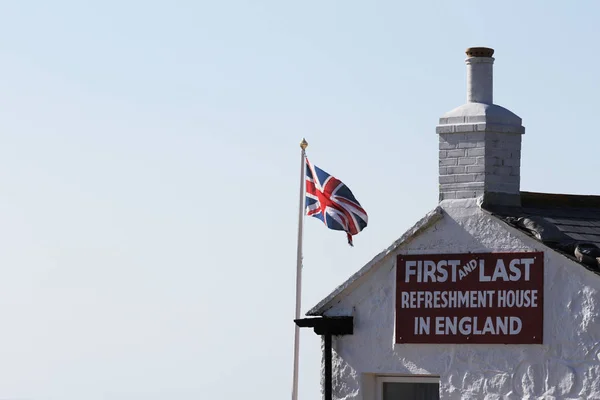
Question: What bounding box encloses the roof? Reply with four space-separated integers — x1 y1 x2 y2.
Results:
306 206 444 316
484 191 600 273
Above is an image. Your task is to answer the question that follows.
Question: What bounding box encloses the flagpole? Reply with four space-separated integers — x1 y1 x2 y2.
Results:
292 138 308 400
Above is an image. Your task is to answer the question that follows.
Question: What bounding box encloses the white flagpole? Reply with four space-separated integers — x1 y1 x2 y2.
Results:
292 138 308 400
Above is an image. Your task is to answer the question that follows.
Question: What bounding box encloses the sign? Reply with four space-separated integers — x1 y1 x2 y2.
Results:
396 252 544 344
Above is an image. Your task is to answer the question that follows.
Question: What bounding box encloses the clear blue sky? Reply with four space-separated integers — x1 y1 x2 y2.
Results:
1 1 599 399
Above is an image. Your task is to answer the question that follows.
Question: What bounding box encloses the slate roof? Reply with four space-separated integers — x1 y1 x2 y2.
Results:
484 191 600 272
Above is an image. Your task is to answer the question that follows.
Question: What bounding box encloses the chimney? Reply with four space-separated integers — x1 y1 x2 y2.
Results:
466 47 494 104
437 47 525 207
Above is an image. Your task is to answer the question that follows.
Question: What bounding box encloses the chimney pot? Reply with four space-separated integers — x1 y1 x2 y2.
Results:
465 47 494 57
466 47 494 104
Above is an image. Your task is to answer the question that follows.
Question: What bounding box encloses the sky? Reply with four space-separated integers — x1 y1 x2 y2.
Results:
1 1 600 399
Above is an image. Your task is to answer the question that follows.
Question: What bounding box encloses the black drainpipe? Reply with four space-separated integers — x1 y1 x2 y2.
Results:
295 316 354 400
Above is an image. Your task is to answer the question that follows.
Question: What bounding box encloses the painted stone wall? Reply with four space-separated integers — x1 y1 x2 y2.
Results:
323 199 600 400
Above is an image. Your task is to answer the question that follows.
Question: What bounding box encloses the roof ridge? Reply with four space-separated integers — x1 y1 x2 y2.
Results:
521 191 600 209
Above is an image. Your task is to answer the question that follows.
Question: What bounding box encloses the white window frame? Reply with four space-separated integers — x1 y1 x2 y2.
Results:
375 376 440 400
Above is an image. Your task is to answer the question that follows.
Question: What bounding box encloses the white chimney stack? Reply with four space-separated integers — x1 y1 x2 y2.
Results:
466 47 494 104
436 47 525 207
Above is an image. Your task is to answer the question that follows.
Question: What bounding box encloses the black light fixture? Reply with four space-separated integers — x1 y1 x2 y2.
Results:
295 316 354 400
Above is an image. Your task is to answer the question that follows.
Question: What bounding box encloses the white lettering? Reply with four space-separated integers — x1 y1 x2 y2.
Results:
421 316 528 336
445 317 457 334
405 261 417 283
418 317 430 335
508 291 515 307
497 290 506 307
477 291 487 308
449 260 460 282
509 258 522 281
435 317 445 335
496 317 508 334
521 258 534 281
459 317 471 335
417 291 425 307
492 259 510 281
523 290 531 307
510 317 522 334
479 259 491 282
467 259 477 272
472 317 482 334
487 290 495 305
401 292 409 308
482 317 495 334
424 260 436 282
448 291 457 308
425 291 433 308
437 260 448 282
458 292 469 307
470 290 478 308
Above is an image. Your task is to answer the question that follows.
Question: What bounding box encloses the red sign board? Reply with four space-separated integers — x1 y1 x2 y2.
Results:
396 252 544 344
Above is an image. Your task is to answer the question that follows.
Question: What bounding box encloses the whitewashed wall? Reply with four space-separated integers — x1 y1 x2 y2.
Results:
322 199 600 400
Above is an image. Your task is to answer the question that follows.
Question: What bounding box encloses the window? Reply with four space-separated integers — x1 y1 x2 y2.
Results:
376 376 440 400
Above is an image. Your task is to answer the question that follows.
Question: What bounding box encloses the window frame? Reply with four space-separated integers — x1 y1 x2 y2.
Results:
375 375 440 400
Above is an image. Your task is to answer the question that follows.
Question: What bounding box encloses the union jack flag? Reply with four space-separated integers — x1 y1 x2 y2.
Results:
305 157 368 246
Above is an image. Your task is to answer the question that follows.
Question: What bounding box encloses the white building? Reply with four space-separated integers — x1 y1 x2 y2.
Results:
300 47 600 400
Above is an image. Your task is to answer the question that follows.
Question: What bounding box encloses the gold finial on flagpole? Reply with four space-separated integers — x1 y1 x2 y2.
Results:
300 138 308 150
